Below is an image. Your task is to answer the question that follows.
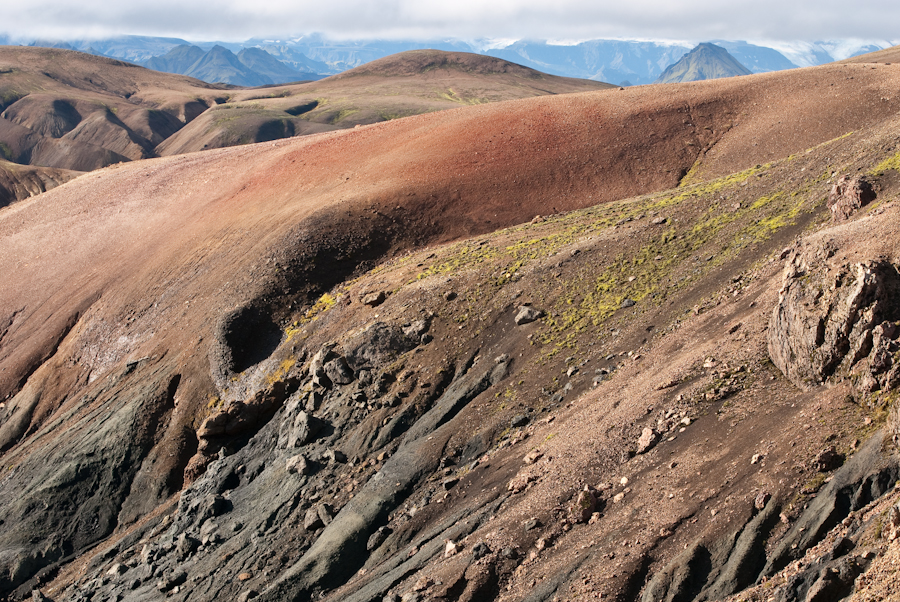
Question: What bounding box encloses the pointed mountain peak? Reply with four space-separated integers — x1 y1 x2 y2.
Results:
654 42 752 84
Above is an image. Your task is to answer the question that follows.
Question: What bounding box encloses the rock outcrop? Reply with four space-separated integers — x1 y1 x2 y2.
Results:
827 175 876 221
768 247 900 391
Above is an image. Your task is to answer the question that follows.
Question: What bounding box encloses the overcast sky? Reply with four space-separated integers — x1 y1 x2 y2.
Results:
1 0 897 44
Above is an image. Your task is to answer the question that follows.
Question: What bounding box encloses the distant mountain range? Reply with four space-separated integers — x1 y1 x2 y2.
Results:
143 44 320 86
4 34 896 87
654 43 752 84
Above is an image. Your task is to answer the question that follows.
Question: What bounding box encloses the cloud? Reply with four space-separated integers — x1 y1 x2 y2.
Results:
1 0 898 44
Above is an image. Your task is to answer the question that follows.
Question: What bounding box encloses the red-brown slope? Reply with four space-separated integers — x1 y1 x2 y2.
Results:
3 60 900 414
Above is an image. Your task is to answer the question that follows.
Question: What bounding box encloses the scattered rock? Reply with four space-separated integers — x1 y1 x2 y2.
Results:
769 254 900 390
510 414 529 428
304 507 324 531
515 305 544 325
621 298 636 308
324 449 347 464
754 491 771 510
156 570 187 592
524 518 541 531
285 454 311 475
508 473 536 493
237 590 259 602
523 450 543 465
200 519 222 545
367 526 392 551
362 291 386 306
238 572 253 582
815 446 845 472
324 356 355 385
471 541 491 560
107 562 127 577
283 411 323 448
444 539 459 558
751 453 764 465
827 174 876 221
175 533 199 560
569 488 598 523
442 477 459 490
444 291 457 301
317 503 334 526
636 427 659 454
402 319 431 339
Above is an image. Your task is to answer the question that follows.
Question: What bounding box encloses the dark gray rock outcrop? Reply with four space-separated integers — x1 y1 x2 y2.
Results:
641 431 900 602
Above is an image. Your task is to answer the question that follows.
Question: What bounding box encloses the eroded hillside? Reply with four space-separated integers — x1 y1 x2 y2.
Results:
1 50 900 602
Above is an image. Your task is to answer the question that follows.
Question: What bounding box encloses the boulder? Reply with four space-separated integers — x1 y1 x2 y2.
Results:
367 526 391 551
827 175 876 221
514 306 544 325
285 454 310 475
344 322 418 370
304 507 324 531
402 318 431 339
175 533 199 560
283 411 323 448
324 356 355 385
569 488 598 523
768 250 900 390
362 291 386 306
636 427 659 454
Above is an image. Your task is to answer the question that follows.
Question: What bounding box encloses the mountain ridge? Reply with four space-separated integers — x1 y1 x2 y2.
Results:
142 44 320 86
7 34 898 86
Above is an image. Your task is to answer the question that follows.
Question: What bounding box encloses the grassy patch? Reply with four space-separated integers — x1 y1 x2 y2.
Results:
286 291 340 339
266 357 296 386
0 141 13 161
870 151 900 176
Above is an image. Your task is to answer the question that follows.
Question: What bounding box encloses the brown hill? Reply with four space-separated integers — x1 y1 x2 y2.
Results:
1 51 900 601
0 159 79 207
0 47 610 167
155 49 614 155
0 46 230 170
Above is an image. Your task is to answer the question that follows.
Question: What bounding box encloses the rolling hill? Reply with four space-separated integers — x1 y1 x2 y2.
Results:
0 47 610 187
1 45 900 602
156 49 614 155
0 159 78 208
0 46 230 174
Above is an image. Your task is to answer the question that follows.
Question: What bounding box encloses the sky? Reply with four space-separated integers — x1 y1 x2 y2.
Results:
1 0 897 45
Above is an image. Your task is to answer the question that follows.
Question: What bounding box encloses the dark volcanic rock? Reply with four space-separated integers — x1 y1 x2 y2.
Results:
256 356 510 601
